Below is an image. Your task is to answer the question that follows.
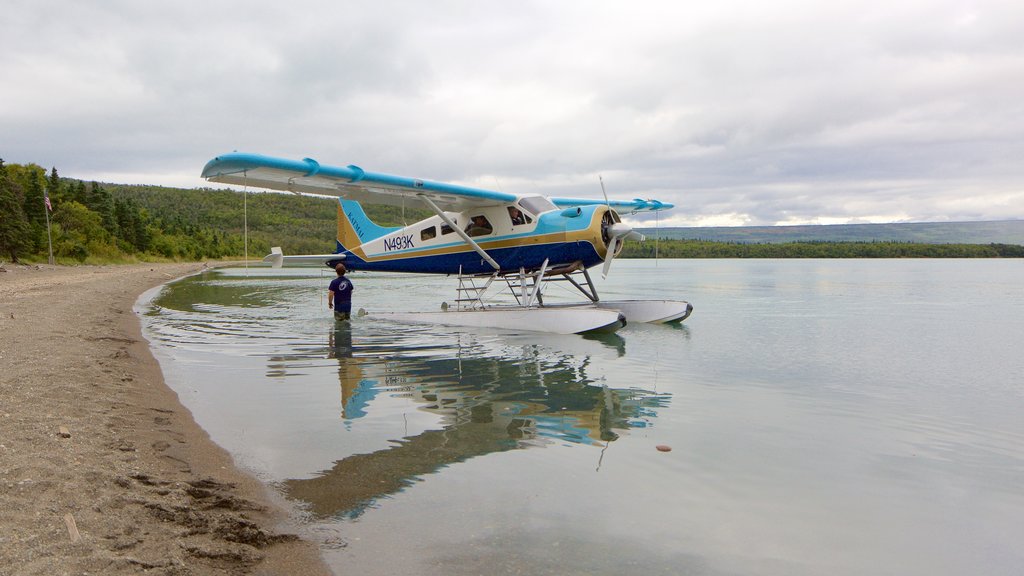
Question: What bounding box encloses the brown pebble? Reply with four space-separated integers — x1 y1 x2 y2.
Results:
656 444 672 452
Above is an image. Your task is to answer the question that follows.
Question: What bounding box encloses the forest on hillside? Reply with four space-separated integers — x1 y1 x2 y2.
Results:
2 158 1021 264
0 159 426 264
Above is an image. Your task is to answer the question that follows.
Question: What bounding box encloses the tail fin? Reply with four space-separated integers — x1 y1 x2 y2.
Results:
337 199 401 251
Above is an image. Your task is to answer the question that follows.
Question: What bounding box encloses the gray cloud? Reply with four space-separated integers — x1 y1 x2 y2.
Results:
2 0 1022 226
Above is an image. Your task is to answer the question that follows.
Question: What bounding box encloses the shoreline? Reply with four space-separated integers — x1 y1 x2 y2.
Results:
0 263 329 576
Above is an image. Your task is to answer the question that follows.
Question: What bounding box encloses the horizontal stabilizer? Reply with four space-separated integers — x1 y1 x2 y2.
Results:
262 247 344 268
550 197 673 213
264 246 284 268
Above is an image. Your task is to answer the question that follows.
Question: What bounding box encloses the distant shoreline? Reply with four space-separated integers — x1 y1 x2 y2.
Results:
621 239 1024 259
639 219 1024 245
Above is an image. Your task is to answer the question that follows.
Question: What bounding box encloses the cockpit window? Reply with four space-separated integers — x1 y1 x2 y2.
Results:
420 226 437 241
518 196 555 216
507 206 530 225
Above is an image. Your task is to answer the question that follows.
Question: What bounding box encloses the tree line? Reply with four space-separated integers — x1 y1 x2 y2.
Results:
621 238 1024 258
0 159 426 264
1 160 154 263
2 158 1021 264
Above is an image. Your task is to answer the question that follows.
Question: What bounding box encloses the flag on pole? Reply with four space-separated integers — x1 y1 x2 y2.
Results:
44 186 52 211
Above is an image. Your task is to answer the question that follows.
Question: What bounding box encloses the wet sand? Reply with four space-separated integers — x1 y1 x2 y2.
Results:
0 263 330 576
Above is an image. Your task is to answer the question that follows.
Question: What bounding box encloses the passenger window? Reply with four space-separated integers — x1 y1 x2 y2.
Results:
420 226 437 241
465 215 493 237
441 224 454 235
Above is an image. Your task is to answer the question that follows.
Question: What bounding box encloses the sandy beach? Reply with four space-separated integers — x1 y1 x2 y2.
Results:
0 263 330 576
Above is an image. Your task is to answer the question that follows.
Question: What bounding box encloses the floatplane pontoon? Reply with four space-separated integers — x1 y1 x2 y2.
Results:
201 153 692 334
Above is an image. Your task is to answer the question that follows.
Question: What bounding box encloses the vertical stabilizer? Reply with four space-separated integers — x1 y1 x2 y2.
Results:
337 199 401 251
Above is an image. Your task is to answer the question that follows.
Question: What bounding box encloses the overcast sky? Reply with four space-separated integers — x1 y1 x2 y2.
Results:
3 0 1023 226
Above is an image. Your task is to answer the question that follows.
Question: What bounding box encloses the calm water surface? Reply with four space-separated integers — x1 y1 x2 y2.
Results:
139 259 1024 575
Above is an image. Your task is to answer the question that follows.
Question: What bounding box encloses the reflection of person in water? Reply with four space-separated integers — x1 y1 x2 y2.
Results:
328 263 354 321
508 206 526 225
465 215 492 237
328 323 353 359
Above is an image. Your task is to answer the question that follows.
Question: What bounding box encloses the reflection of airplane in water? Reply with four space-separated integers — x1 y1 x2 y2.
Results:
281 324 669 519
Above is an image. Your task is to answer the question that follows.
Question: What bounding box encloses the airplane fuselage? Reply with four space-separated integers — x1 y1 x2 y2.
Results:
331 198 617 275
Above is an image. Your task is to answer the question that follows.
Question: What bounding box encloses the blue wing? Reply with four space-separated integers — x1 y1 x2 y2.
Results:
202 152 674 213
201 152 517 211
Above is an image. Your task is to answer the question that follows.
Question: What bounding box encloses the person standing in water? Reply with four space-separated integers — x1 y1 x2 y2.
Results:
328 263 354 321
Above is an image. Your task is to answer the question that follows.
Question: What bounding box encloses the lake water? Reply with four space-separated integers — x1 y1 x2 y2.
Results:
139 259 1024 576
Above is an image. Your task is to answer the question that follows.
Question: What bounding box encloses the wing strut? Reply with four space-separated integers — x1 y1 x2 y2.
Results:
417 194 501 271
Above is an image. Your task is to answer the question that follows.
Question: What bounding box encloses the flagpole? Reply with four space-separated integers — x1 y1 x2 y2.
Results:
44 185 54 265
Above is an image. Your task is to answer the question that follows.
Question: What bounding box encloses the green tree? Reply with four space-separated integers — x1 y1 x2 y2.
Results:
113 197 137 248
54 200 107 241
51 200 111 261
0 159 32 262
5 163 48 226
87 181 117 235
3 163 48 255
48 167 63 206
71 180 87 205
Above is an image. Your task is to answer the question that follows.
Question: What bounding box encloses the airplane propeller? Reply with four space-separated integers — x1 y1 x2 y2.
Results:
597 177 645 278
600 209 644 278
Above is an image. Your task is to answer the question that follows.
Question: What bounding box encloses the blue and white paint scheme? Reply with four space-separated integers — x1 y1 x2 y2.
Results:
201 152 692 333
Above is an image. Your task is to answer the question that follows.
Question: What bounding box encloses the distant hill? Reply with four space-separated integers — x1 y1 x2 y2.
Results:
639 220 1024 245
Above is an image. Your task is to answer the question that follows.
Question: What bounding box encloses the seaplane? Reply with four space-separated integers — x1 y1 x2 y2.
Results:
201 152 692 334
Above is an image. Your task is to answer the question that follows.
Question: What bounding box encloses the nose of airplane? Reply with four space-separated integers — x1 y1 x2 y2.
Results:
606 222 635 241
600 213 645 278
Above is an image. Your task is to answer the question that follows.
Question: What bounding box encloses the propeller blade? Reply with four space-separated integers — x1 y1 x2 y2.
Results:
598 215 643 278
602 236 619 278
601 217 643 279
